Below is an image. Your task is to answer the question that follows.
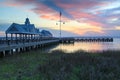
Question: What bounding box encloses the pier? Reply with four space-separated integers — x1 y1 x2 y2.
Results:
0 18 114 57
59 37 113 43
0 38 59 57
0 37 114 57
0 18 59 57
75 37 113 42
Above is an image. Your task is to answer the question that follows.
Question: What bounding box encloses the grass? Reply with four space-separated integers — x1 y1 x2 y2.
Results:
0 50 120 80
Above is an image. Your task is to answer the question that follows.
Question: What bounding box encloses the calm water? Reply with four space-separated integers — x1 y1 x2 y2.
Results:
51 38 120 53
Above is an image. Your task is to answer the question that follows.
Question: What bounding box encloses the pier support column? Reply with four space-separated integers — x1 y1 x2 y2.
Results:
16 48 18 53
26 47 31 51
3 51 6 56
9 49 13 55
0 51 5 57
11 49 14 54
18 48 20 53
25 47 29 51
38 45 40 48
30 46 33 50
23 47 26 52
29 46 31 51
20 48 24 52
16 48 20 53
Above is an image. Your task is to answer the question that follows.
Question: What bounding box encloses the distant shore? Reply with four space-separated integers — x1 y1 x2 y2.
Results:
0 50 120 80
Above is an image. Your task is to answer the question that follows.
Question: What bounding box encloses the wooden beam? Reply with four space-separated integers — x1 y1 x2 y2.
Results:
11 34 13 40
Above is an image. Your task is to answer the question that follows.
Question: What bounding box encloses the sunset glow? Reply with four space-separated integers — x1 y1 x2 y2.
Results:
0 0 120 37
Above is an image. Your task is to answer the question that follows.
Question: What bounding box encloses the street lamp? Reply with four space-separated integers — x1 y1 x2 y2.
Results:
56 11 65 40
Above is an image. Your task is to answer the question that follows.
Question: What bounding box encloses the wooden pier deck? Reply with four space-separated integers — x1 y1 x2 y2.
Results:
0 38 59 57
0 37 114 57
60 37 113 43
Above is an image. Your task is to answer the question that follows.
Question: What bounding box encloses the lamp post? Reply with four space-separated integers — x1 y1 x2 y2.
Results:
56 11 65 40
60 11 61 39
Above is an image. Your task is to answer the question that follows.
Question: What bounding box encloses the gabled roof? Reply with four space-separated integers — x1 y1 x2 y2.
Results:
5 18 40 34
6 23 27 34
41 30 53 37
5 18 53 37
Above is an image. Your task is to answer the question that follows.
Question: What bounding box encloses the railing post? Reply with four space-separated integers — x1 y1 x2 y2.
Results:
15 34 18 44
11 34 13 44
6 33 9 45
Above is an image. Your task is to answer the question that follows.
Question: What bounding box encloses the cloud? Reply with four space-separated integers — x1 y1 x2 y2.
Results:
40 0 73 19
115 26 120 30
7 0 73 19
1 0 104 20
39 27 80 37
1 0 120 36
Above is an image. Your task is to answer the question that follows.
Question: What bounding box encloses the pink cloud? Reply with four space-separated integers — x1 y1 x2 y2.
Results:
70 11 96 19
64 25 104 36
3 2 22 7
86 20 104 27
56 0 102 9
2 0 119 36
32 3 59 20
2 0 36 7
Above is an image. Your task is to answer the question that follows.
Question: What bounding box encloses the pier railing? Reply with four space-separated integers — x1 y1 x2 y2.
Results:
0 37 58 45
0 37 114 57
0 37 59 57
59 37 113 43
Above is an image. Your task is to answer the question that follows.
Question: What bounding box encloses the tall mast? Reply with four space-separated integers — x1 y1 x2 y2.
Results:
60 11 62 39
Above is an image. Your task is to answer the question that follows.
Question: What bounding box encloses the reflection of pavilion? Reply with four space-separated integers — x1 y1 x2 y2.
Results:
5 18 52 41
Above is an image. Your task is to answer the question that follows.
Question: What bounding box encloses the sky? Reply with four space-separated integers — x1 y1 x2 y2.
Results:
0 0 120 37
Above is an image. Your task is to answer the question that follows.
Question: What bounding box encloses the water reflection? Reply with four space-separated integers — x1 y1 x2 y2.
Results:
51 38 120 53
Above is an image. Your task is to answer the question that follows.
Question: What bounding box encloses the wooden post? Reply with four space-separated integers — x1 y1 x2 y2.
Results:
25 34 27 42
11 34 13 44
23 34 24 42
16 34 17 40
31 34 33 42
16 34 18 44
34 34 35 39
6 33 9 45
11 34 13 40
31 34 32 39
28 34 30 42
20 34 22 42
39 34 41 40
6 33 8 41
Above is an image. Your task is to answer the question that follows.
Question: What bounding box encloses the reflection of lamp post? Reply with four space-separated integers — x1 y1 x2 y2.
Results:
56 11 65 40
